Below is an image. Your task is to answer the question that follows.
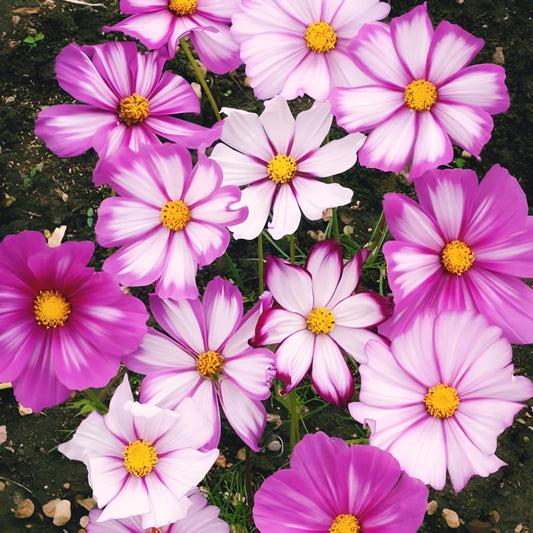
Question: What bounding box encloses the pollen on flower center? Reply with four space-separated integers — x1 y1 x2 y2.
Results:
267 155 298 184
197 350 225 378
168 0 198 16
148 529 162 533
424 383 460 419
123 439 158 477
34 290 71 329
118 93 150 126
441 240 474 275
329 513 361 533
305 21 337 54
161 200 191 231
307 307 336 335
404 79 438 111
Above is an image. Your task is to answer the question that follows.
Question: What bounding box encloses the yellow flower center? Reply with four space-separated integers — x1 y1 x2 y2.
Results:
118 93 150 126
148 529 162 533
161 200 191 231
33 290 71 329
424 383 460 419
197 350 225 378
404 79 438 111
329 514 361 533
123 439 158 477
305 21 337 54
267 155 297 184
306 307 336 335
168 0 197 16
441 240 474 276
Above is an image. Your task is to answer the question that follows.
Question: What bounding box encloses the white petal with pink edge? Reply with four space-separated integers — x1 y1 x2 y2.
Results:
267 184 301 240
210 143 268 186
274 330 315 392
291 101 332 159
259 97 295 155
255 308 307 347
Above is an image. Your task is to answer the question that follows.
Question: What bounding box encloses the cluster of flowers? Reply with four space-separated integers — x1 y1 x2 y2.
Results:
1 0 532 531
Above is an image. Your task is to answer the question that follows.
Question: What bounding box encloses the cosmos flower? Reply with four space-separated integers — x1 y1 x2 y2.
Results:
124 277 275 451
59 376 219 528
0 231 147 412
103 0 242 75
380 165 533 344
94 143 246 301
350 310 533 492
330 3 510 179
34 41 220 160
253 431 428 533
231 0 390 101
86 488 229 532
254 240 391 407
210 97 364 240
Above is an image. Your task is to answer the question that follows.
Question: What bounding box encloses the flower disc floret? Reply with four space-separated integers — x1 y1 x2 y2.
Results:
424 383 460 419
306 306 336 335
123 439 158 477
197 350 225 378
267 154 298 184
168 0 197 16
441 240 474 275
305 21 337 54
329 513 360 533
160 200 191 231
118 93 150 126
404 79 438 111
33 289 71 328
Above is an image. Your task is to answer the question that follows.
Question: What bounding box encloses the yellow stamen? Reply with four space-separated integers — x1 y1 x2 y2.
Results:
197 350 225 378
404 79 438 111
329 514 361 533
424 383 460 419
306 307 336 335
441 240 474 276
161 200 191 231
118 93 149 126
33 290 71 329
305 21 337 54
168 0 197 16
267 155 297 184
123 439 158 477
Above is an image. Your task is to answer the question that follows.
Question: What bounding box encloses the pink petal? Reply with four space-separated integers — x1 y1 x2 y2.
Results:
255 308 307 347
268 184 302 239
275 330 315 392
149 71 200 115
304 240 343 307
291 101 332 159
259 96 295 155
210 143 268 186
329 249 367 303
329 326 382 364
146 116 221 148
280 53 332 102
331 292 390 329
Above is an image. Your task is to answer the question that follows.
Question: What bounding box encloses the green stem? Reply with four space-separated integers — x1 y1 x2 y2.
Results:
83 388 109 414
179 37 221 122
330 206 340 241
289 234 296 264
288 388 300 452
258 232 264 294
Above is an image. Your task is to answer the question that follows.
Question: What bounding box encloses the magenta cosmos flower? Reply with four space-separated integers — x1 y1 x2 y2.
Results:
94 143 246 300
253 431 428 533
124 278 275 451
330 3 510 179
59 376 219 528
350 311 533 492
0 231 147 412
210 97 364 240
231 0 390 101
254 240 391 407
34 41 220 160
87 489 229 533
380 165 533 344
103 0 241 74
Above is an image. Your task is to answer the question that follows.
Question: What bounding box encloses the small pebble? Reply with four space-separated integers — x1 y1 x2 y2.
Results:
75 496 96 511
52 500 71 526
427 500 438 516
442 508 460 528
79 515 89 528
63 483 70 489
42 498 61 518
14 498 35 519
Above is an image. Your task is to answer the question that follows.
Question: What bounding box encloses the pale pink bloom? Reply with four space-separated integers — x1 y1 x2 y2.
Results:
124 278 275 451
254 240 392 407
94 143 246 301
231 0 390 101
103 0 241 74
350 311 533 492
330 3 510 179
210 97 364 240
58 376 219 528
35 41 220 160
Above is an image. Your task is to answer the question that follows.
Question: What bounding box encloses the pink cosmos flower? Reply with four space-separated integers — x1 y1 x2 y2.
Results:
380 165 533 344
59 376 219 528
330 3 510 179
0 231 147 412
94 143 246 301
254 240 392 407
87 489 229 532
350 311 533 492
231 0 391 101
124 277 275 451
34 41 220 160
103 0 241 75
253 431 428 533
210 97 364 240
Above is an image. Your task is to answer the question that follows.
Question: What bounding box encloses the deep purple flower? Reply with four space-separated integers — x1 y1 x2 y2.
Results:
0 231 147 412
